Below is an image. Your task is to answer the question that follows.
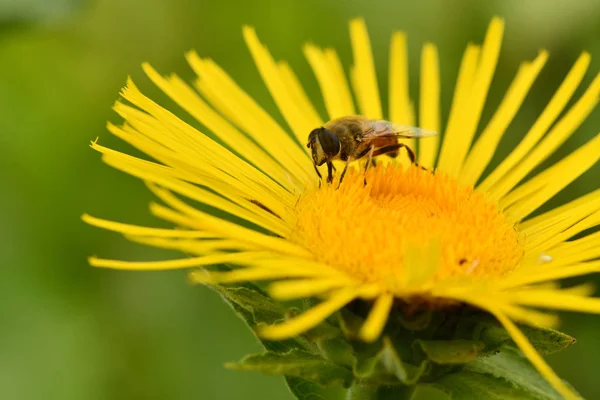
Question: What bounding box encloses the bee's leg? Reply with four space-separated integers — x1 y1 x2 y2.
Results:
363 144 375 186
312 162 323 188
337 158 352 189
372 144 413 161
373 144 429 171
326 161 335 184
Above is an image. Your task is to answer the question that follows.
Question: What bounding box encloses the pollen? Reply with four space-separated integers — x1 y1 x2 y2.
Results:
291 164 524 293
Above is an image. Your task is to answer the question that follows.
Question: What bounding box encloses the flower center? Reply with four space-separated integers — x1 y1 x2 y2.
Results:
291 165 523 293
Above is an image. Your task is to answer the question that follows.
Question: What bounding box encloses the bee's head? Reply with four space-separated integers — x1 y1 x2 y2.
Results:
306 127 340 166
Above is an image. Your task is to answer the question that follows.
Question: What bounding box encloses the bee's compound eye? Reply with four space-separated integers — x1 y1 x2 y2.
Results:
307 129 320 148
317 128 340 157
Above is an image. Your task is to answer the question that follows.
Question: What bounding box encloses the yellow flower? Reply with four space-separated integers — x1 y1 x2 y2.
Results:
85 17 599 399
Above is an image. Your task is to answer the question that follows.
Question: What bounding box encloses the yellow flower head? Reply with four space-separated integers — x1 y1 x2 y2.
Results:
85 17 599 400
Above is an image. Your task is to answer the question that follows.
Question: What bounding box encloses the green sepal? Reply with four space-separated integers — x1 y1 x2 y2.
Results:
353 337 428 385
225 349 353 388
414 339 486 364
473 317 576 355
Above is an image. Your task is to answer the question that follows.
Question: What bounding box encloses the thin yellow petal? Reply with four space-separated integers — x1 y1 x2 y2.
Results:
389 31 414 125
349 18 382 119
190 266 324 284
524 234 600 269
304 45 355 119
436 44 480 173
460 50 548 185
277 61 324 127
268 278 354 300
492 311 581 400
259 287 363 340
359 293 394 342
82 214 215 238
550 230 600 257
502 133 600 221
111 91 292 204
499 262 600 289
98 150 291 236
186 52 313 185
142 64 295 192
89 251 266 270
501 304 560 329
522 208 600 256
149 202 204 230
147 180 291 237
242 258 346 277
529 211 600 258
126 236 252 255
478 52 592 193
520 189 600 232
438 17 505 176
148 190 311 258
418 43 441 168
490 74 600 202
505 289 600 314
243 26 322 143
119 79 250 171
560 283 597 297
388 31 415 161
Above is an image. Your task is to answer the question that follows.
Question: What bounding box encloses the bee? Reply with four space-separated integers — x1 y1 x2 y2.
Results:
306 115 438 186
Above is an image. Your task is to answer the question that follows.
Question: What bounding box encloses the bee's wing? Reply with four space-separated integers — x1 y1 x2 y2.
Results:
364 120 438 139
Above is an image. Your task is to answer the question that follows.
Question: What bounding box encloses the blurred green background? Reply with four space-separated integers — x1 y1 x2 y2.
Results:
2 0 599 398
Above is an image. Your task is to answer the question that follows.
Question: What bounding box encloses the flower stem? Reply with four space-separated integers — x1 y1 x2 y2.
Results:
346 384 415 400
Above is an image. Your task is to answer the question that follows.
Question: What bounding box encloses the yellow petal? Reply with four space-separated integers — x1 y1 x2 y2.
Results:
418 43 441 168
82 214 215 238
243 26 322 143
349 18 382 119
359 293 394 342
460 50 548 185
502 133 600 221
389 31 414 126
478 52 591 193
268 278 354 300
89 251 266 270
438 17 504 176
490 73 600 201
492 311 581 400
259 287 364 340
436 44 480 172
142 64 295 192
304 45 355 119
186 52 313 186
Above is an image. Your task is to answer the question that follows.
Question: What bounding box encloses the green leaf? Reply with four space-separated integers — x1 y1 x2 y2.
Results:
415 340 486 364
432 371 542 400
212 285 288 325
207 269 338 400
476 319 575 355
354 337 428 385
226 349 353 388
285 376 340 400
464 346 567 400
430 345 578 400
205 265 315 354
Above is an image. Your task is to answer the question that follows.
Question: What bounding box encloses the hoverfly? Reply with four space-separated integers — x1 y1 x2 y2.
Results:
306 115 438 186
